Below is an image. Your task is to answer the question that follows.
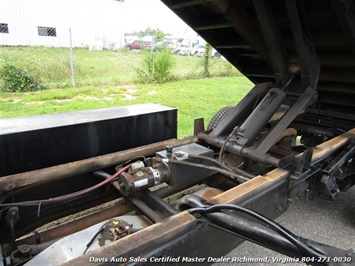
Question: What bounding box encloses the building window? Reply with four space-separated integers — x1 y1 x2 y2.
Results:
0 23 9 33
38 26 56 37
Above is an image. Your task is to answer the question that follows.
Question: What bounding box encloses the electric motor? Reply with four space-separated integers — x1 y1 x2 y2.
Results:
118 161 170 196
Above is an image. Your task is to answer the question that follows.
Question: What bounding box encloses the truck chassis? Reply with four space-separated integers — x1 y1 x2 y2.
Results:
1 0 355 265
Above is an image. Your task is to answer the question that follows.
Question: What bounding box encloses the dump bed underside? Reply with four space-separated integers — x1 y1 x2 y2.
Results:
162 0 355 114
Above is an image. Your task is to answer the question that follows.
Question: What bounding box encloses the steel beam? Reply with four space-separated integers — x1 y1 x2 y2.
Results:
221 1 270 63
285 0 320 89
0 137 197 193
253 0 289 86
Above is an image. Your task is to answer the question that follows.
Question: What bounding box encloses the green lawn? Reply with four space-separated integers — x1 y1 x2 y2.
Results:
0 46 253 138
0 46 240 88
0 77 252 138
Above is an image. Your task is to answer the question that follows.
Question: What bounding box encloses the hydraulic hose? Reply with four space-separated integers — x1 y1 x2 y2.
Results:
179 195 353 265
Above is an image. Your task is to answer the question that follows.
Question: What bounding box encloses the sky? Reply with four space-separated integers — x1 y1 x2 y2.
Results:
0 0 191 34
121 0 191 34
0 0 198 47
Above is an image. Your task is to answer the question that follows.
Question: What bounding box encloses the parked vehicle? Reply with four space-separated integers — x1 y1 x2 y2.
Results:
190 45 221 58
125 40 151 50
174 44 191 55
152 41 174 51
191 44 205 56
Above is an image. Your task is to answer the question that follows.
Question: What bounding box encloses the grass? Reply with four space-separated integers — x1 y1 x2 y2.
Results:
0 46 240 88
0 77 252 138
0 46 253 138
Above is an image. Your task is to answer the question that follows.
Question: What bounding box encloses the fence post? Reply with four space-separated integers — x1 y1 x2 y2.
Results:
69 28 75 88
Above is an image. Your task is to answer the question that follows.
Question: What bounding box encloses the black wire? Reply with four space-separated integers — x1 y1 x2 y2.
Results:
184 153 255 179
219 126 238 163
188 204 325 258
280 74 295 91
93 170 112 179
166 159 249 183
115 156 146 171
183 153 235 172
83 225 107 254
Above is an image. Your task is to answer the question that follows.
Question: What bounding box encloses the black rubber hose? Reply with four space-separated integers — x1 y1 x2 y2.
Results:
180 195 326 260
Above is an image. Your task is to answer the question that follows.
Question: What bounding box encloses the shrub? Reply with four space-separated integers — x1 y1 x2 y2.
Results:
203 43 212 77
0 59 47 92
135 48 175 83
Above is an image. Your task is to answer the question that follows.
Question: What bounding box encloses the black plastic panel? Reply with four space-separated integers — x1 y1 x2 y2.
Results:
0 104 177 177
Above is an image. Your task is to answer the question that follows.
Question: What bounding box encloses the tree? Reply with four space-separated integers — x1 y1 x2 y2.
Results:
154 28 165 42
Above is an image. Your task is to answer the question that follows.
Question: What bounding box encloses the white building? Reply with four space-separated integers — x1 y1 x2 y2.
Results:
0 0 125 50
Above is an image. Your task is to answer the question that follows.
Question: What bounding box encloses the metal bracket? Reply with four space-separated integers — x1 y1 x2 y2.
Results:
318 140 355 199
319 174 340 200
288 166 321 200
294 148 313 176
287 148 319 199
322 140 355 178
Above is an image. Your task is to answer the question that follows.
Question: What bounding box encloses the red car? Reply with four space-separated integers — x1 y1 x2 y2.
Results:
125 40 151 50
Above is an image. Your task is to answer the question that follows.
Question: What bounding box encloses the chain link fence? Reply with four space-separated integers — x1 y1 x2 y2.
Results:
0 0 130 90
0 30 129 91
0 1 239 92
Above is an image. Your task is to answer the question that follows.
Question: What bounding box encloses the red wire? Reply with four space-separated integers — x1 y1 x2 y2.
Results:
1 164 131 207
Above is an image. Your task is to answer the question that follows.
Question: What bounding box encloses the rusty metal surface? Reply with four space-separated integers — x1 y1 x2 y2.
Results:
3 124 353 262
210 168 289 205
1 192 120 245
62 211 197 266
200 187 224 201
0 137 197 193
8 128 351 249
14 202 133 247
